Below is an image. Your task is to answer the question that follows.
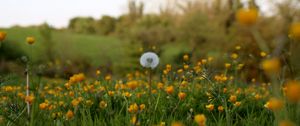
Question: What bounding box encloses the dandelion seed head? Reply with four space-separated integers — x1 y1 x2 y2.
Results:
140 52 159 69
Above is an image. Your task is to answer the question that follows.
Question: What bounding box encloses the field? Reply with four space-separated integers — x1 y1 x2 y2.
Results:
1 44 300 125
1 27 128 66
1 0 300 126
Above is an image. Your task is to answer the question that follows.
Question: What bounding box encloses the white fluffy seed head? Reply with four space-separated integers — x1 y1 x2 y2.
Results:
140 52 159 69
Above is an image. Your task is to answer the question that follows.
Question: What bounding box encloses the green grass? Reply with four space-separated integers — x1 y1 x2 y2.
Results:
1 27 129 66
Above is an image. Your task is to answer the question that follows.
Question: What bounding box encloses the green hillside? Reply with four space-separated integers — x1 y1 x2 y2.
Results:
1 27 130 66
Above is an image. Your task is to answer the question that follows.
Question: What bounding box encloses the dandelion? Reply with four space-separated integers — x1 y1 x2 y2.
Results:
96 70 101 75
66 110 74 120
264 97 283 111
236 8 258 26
206 104 214 111
105 75 111 81
235 45 241 50
289 22 300 39
128 103 139 113
130 115 137 125
261 58 281 74
218 106 224 112
285 81 300 103
159 122 166 126
183 54 189 61
0 31 6 42
254 94 262 100
26 36 35 45
183 64 189 70
25 95 35 104
99 100 107 109
85 100 93 106
166 64 172 71
234 101 241 107
140 52 159 69
127 80 138 90
229 95 237 103
279 120 295 126
139 104 146 111
225 63 231 69
171 121 184 126
71 99 80 107
165 86 174 95
39 102 48 110
108 91 115 96
157 82 164 89
231 53 238 59
260 52 267 57
194 114 206 126
178 92 187 100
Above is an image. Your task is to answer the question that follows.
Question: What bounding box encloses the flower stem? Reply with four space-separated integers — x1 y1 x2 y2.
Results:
26 68 30 117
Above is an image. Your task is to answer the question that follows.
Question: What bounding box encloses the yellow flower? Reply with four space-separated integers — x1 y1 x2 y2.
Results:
285 81 300 103
177 69 183 74
165 86 174 95
130 115 137 125
178 92 187 100
105 75 112 81
85 100 93 106
260 52 267 57
235 45 241 50
39 102 48 110
157 82 164 89
69 73 85 84
71 99 80 107
171 121 184 126
66 110 74 120
225 63 231 69
264 98 283 111
261 58 281 74
159 122 166 126
183 54 189 61
205 104 214 111
201 59 207 64
128 103 139 113
234 101 241 107
25 95 35 104
289 22 300 39
254 94 262 100
236 8 258 26
99 100 107 109
237 64 244 70
108 91 115 96
228 95 237 103
0 31 6 42
279 120 295 126
139 104 146 111
218 106 224 112
166 64 172 71
96 70 101 75
127 80 138 90
231 53 238 59
183 64 189 70
26 36 35 45
181 81 188 87
194 114 206 126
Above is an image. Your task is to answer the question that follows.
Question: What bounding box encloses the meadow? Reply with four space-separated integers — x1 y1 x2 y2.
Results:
1 0 300 126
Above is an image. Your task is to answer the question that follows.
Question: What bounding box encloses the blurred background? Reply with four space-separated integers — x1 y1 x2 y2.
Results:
0 0 300 80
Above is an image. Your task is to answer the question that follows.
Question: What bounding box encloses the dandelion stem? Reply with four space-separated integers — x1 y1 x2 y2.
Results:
26 68 30 117
148 70 152 98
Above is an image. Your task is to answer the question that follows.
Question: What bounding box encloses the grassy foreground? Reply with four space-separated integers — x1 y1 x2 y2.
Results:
1 54 300 126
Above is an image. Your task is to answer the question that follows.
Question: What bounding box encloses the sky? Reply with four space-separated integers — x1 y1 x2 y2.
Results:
0 0 273 28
